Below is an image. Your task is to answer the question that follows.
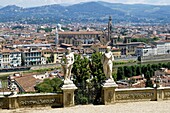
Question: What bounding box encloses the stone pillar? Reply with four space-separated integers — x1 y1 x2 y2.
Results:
154 87 164 101
102 80 118 105
8 96 18 109
153 75 163 101
1 96 18 109
61 84 77 107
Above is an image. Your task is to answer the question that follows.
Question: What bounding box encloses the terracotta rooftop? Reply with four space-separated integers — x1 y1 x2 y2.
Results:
130 75 143 79
58 31 102 35
14 74 37 92
165 70 170 75
61 43 73 47
0 49 20 53
99 45 107 49
132 81 145 88
137 45 145 48
112 47 120 51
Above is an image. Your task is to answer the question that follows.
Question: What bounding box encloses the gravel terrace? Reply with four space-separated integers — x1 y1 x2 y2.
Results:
1 100 170 113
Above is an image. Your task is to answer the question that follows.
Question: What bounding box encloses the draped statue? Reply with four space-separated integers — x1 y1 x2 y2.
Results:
101 46 114 81
61 47 74 84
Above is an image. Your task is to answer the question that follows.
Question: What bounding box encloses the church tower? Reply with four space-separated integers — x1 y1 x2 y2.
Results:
108 16 112 41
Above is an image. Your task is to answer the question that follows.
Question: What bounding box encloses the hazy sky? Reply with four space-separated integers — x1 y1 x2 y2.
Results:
1 0 170 7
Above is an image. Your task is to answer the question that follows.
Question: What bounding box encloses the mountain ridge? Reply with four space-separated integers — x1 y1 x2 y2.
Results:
0 1 170 24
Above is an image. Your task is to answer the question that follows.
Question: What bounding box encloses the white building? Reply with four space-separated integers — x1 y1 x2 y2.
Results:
156 41 170 55
135 45 157 56
9 51 22 67
22 47 46 66
136 41 170 57
0 49 22 68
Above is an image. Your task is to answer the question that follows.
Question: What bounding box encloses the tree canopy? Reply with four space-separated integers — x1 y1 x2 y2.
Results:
35 77 63 93
72 53 106 104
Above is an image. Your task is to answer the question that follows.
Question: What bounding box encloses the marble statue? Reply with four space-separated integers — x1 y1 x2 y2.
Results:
101 46 114 81
61 47 74 84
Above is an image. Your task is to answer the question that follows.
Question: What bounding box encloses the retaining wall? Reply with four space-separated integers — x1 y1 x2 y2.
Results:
0 93 63 109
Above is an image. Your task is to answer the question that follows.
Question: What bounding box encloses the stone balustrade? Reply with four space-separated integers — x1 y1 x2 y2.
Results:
1 87 170 109
114 87 170 103
0 93 63 109
115 88 155 102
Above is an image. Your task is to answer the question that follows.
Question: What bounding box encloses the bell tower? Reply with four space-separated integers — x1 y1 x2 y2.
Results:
108 16 112 41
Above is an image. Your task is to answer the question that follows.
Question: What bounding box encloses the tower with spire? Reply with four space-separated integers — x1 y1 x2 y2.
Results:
108 16 112 41
55 26 58 48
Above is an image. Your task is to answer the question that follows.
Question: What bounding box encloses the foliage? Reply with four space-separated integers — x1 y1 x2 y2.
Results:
131 37 160 44
137 56 141 61
46 54 54 63
73 53 106 104
78 95 88 105
24 67 59 74
75 88 88 105
153 37 160 41
89 52 105 104
72 54 91 85
124 66 132 78
89 52 105 84
35 78 63 93
37 27 53 33
12 26 24 30
146 78 153 87
117 66 125 80
117 62 170 81
61 27 70 31
0 74 10 80
136 65 142 75
112 72 117 81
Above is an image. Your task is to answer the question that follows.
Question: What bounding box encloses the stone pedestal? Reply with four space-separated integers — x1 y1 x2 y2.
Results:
153 83 163 101
8 95 18 109
153 87 164 101
1 95 18 109
102 80 118 105
61 83 77 107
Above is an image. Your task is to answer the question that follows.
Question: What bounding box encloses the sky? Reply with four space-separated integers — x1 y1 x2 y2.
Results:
0 0 170 8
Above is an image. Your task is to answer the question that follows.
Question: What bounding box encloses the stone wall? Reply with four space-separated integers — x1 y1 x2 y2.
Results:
115 88 155 102
0 97 9 109
158 87 170 100
0 93 63 109
115 87 170 103
1 87 170 109
141 54 170 63
30 64 58 70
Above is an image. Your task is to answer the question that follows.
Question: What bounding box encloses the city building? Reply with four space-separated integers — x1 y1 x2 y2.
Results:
136 41 170 57
0 49 22 68
135 45 157 56
21 47 46 66
155 41 170 55
108 35 147 55
112 47 121 58
58 31 103 46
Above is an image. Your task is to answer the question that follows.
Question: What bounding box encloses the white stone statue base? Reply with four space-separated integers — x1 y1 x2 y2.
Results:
102 79 118 105
103 79 118 87
61 81 77 107
62 83 77 89
64 79 73 85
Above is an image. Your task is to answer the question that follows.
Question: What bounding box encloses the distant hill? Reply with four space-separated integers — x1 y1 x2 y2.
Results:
65 2 125 23
0 2 170 24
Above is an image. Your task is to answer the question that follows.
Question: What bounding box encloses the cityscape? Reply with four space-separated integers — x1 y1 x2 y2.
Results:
0 0 170 112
